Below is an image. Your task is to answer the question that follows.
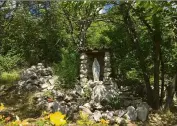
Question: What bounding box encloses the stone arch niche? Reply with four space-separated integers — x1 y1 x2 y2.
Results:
79 48 111 85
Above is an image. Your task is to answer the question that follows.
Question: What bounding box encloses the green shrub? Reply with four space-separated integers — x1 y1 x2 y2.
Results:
0 70 20 83
53 48 79 89
107 96 121 109
76 111 95 126
0 54 23 72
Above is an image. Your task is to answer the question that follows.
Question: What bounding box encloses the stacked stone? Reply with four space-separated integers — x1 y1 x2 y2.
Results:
80 53 88 86
18 63 55 92
104 52 111 81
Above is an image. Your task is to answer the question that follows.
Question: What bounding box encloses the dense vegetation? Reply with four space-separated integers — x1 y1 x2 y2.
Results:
0 0 177 112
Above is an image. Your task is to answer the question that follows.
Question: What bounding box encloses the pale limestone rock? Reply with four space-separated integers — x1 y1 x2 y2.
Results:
125 106 137 121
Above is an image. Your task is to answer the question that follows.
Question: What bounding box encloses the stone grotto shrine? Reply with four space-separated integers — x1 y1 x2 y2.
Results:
79 48 112 85
78 47 119 105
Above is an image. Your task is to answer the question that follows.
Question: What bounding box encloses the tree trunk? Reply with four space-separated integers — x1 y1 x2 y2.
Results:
152 15 161 109
160 50 165 106
153 39 160 109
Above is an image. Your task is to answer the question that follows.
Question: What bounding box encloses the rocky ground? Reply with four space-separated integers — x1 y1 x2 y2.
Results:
0 63 177 126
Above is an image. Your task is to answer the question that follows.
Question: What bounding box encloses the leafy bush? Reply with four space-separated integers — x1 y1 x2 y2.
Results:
53 48 79 88
0 70 20 83
107 97 121 109
0 54 24 72
76 111 94 126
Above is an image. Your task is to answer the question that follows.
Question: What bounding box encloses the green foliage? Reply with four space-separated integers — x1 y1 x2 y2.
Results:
87 21 111 48
106 97 121 109
0 54 23 72
1 2 64 65
43 91 53 99
53 48 79 88
34 119 50 126
82 85 92 100
76 111 94 126
0 70 20 84
126 68 140 80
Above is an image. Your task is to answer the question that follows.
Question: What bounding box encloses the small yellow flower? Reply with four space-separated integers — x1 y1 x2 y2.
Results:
0 103 5 111
49 112 67 126
100 119 109 124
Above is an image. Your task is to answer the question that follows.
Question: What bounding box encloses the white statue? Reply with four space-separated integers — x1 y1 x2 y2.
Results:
92 58 100 81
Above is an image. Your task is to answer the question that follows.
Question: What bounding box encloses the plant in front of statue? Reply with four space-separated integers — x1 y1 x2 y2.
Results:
107 96 121 109
76 111 94 126
82 85 92 100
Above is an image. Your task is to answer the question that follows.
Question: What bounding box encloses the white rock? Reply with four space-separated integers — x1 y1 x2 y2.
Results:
104 56 110 62
80 78 88 84
37 63 43 66
81 60 87 64
79 106 92 115
91 84 106 103
136 102 149 121
136 106 148 121
47 101 60 112
93 110 102 122
115 117 125 124
125 106 137 121
106 111 114 120
80 69 88 74
47 85 54 90
41 83 50 89
83 103 91 109
80 74 85 78
80 53 87 60
48 76 58 85
64 95 73 102
31 65 36 71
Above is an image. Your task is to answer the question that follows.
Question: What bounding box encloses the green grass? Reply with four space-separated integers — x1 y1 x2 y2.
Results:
0 70 20 84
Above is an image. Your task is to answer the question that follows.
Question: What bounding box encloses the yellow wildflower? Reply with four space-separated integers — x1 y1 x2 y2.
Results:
0 103 5 111
49 112 67 126
100 119 109 124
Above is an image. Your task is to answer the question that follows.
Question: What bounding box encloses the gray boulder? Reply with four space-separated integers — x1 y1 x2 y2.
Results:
79 106 92 115
91 84 106 103
125 106 137 121
93 110 102 122
47 101 66 114
136 102 149 121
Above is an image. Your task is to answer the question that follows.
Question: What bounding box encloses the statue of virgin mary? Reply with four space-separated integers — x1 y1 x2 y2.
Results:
92 58 100 81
